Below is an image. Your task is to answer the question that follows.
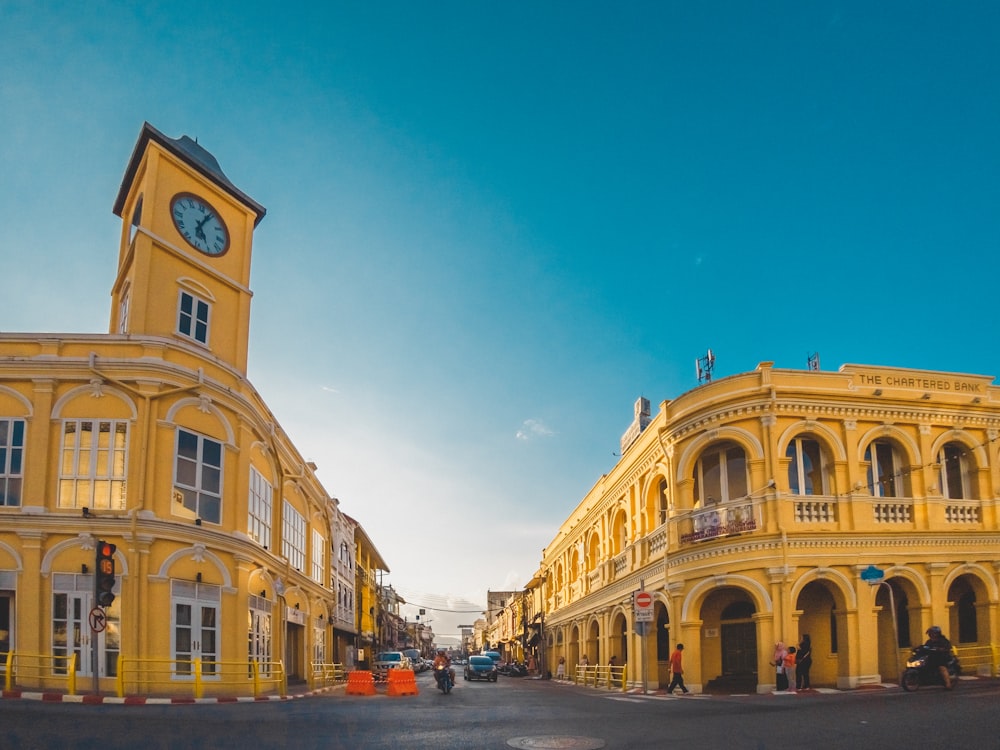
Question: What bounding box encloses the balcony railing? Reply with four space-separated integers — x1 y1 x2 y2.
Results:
681 501 757 544
873 501 913 523
793 499 837 523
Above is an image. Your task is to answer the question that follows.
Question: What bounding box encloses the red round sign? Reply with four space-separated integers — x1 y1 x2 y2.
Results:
635 592 652 607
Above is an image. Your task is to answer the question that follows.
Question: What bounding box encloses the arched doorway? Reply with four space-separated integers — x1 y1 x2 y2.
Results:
796 579 843 688
655 602 670 687
948 574 988 647
699 587 757 692
610 611 628 665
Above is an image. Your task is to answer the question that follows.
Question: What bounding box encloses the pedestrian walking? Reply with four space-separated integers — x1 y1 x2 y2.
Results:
556 656 566 679
666 643 689 694
796 634 812 690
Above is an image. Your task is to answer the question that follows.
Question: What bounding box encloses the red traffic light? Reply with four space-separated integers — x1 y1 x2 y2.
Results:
96 540 117 607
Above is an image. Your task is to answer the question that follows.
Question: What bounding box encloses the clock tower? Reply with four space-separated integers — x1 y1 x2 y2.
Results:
111 122 266 376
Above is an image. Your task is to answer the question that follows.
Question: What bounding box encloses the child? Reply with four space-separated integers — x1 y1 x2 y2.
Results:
783 646 797 693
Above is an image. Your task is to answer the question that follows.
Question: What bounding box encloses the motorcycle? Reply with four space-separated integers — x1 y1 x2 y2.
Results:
901 645 961 692
434 664 453 694
507 662 528 677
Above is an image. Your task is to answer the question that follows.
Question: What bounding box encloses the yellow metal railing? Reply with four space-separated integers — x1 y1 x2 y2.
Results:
3 651 78 694
311 661 346 688
116 656 286 699
954 644 998 677
573 663 627 691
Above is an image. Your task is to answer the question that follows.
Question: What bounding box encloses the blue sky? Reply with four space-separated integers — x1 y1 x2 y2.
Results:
2 1 999 641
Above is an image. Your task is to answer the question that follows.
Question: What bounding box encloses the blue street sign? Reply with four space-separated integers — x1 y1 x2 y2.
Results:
860 565 885 582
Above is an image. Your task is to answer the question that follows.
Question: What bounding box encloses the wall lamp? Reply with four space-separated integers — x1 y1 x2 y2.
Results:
82 507 91 517
195 518 202 526
81 564 89 574
196 572 202 583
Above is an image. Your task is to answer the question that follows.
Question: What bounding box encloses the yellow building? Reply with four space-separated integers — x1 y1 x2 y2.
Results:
0 123 374 695
538 361 1000 692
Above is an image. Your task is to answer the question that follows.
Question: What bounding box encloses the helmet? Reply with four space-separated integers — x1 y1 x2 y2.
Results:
927 625 942 636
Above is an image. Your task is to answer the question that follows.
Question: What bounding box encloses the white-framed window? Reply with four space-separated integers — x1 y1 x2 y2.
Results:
939 442 974 499
0 418 25 507
283 502 306 572
174 428 222 524
865 439 909 498
248 467 272 549
177 290 210 346
311 529 325 585
118 284 130 335
786 436 828 495
248 593 272 676
171 580 220 678
313 619 326 665
58 420 128 510
694 441 748 505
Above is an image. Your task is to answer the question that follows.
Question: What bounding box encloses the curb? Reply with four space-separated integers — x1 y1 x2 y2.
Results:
0 684 345 706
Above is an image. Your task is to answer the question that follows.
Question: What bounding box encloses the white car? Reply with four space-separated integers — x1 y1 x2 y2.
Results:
373 651 412 674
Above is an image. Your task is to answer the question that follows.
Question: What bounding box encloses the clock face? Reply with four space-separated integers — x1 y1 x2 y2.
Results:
170 193 230 256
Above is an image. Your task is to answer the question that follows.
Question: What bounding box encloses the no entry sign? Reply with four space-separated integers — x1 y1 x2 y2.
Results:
634 590 654 622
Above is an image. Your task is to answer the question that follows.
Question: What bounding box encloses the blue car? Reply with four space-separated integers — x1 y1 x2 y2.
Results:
464 655 499 682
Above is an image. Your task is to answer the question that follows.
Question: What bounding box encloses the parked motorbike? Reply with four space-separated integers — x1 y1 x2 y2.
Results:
507 662 528 677
901 645 961 692
434 664 453 694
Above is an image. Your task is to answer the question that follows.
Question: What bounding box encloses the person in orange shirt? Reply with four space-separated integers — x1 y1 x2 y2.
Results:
666 643 689 694
783 646 797 693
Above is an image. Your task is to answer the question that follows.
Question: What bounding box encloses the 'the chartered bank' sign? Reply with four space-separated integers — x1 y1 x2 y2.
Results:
854 370 985 394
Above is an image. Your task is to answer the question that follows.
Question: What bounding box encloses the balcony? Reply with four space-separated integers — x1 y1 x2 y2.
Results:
681 501 758 544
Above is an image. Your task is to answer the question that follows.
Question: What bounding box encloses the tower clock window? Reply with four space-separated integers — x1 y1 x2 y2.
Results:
118 284 130 335
177 290 210 345
173 428 223 524
128 196 142 244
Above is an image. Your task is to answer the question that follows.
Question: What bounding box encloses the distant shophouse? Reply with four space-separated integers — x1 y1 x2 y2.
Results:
535 362 1000 692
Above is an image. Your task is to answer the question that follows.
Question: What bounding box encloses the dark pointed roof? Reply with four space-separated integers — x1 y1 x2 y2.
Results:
113 122 266 226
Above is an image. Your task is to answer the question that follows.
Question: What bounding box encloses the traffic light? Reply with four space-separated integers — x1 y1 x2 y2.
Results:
96 540 116 607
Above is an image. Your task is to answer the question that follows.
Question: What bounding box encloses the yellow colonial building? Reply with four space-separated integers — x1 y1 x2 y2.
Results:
0 123 380 695
537 361 1000 692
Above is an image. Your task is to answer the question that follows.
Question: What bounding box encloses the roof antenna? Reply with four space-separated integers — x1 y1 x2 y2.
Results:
807 352 820 371
696 349 715 384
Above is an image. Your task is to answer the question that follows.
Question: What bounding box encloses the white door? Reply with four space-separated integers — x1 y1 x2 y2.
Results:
171 581 220 679
52 573 120 679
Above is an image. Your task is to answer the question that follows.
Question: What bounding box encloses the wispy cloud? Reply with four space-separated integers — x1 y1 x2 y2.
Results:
516 418 554 441
320 385 340 394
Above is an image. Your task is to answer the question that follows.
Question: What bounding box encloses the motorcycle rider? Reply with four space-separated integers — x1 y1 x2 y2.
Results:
924 625 954 689
433 649 455 687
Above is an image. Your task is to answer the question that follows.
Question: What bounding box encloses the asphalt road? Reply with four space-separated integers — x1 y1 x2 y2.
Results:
2 671 999 750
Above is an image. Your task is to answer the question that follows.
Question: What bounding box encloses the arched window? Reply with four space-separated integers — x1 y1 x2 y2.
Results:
694 441 748 505
786 436 828 495
864 439 910 498
939 442 976 500
658 479 668 525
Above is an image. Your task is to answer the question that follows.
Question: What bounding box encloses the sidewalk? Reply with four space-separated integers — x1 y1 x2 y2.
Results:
0 683 345 706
